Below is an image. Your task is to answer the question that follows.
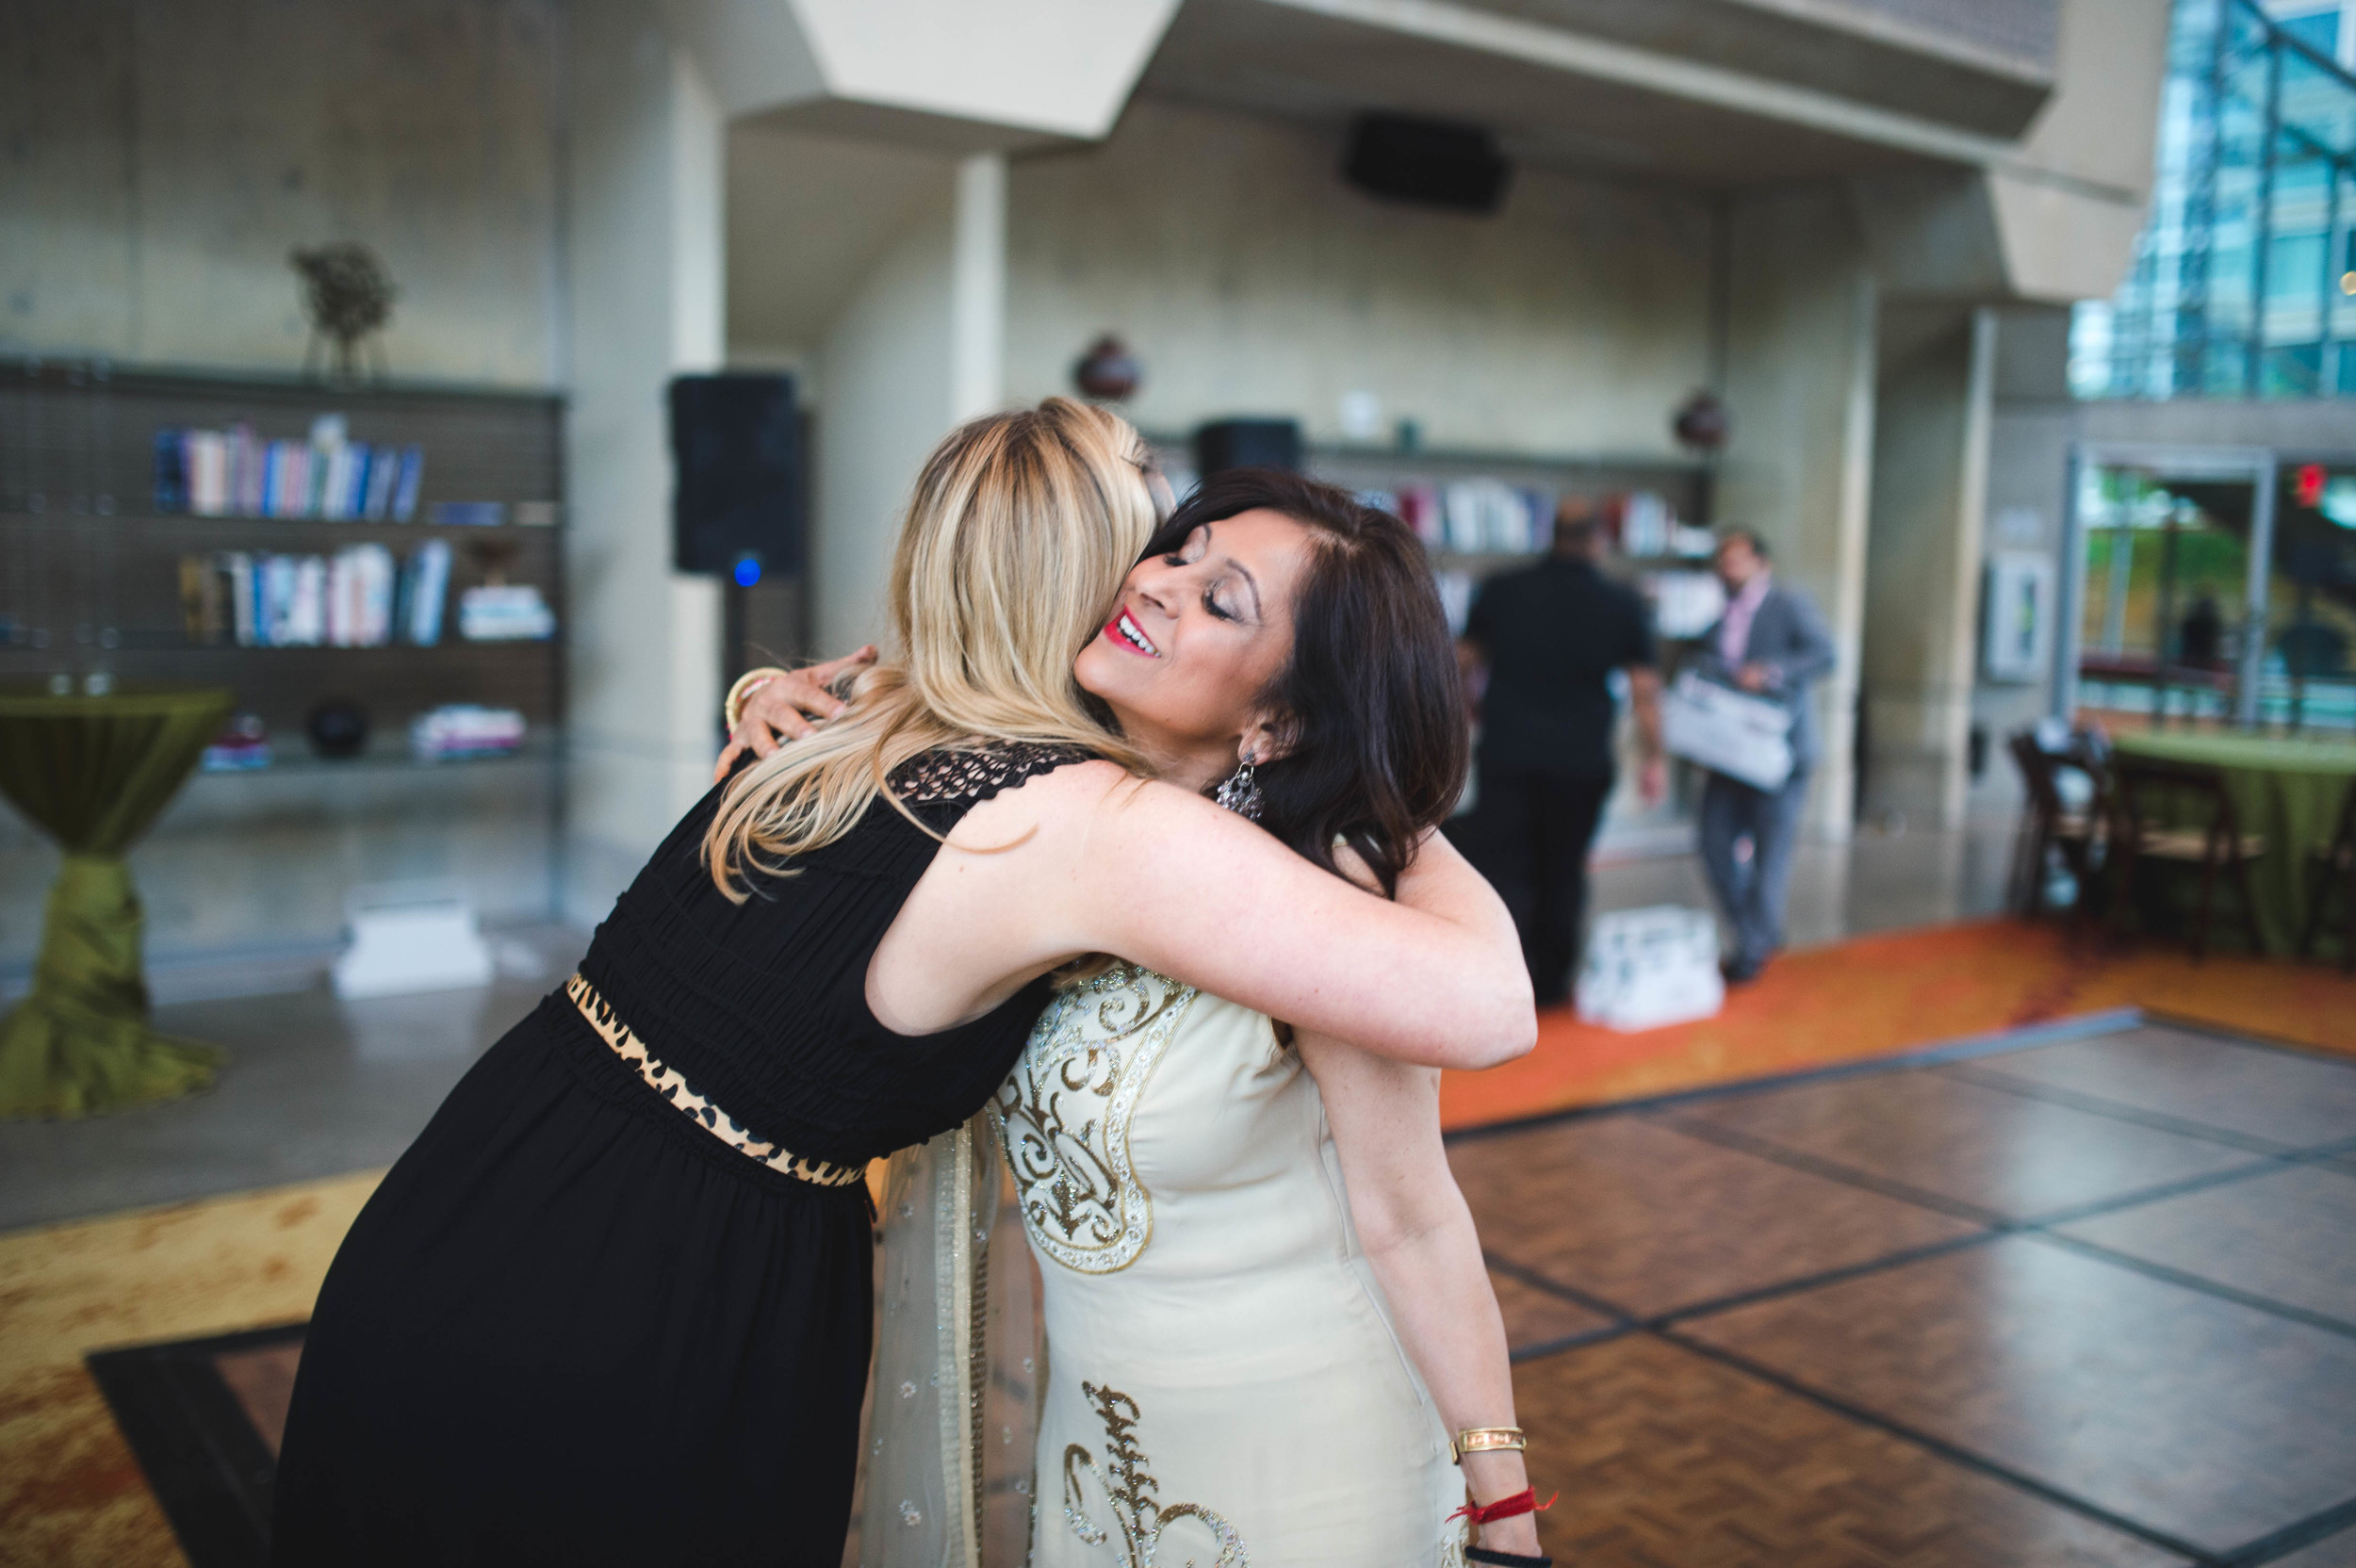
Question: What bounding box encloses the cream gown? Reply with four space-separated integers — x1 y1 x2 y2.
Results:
990 963 1468 1568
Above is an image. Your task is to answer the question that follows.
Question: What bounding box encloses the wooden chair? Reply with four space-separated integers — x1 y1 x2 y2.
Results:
2006 731 2103 918
2299 779 2356 974
2102 756 2266 959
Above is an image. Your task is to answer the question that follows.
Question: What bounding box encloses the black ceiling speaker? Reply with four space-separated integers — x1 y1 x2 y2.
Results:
1343 113 1512 214
669 373 806 580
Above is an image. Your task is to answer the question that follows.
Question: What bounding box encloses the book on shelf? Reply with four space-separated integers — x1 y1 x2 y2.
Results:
180 540 450 649
362 445 401 519
154 430 189 514
151 420 425 522
324 545 397 646
391 445 424 522
456 583 554 642
232 424 266 516
412 704 527 761
202 713 272 772
185 431 231 515
400 539 452 645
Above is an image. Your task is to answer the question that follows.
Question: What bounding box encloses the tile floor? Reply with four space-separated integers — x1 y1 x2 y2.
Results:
1464 1021 2356 1567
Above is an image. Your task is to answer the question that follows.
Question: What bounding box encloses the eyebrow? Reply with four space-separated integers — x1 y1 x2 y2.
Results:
1200 523 1265 623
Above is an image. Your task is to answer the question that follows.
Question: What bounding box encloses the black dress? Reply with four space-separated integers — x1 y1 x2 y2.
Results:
270 744 1089 1567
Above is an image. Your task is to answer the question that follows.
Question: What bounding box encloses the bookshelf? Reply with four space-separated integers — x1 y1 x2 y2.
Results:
1143 432 1719 640
0 360 569 962
0 359 564 762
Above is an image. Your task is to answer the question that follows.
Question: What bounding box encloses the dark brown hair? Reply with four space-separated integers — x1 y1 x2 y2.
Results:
1140 469 1469 897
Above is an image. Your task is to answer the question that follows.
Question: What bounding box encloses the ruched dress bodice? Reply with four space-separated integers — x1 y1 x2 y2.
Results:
579 743 1088 1168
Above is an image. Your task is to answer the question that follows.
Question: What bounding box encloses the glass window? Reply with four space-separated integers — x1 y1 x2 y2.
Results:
2075 0 2356 401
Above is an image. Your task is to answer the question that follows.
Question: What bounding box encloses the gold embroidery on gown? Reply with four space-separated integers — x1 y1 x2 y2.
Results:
997 963 1469 1566
992 967 1198 1275
1062 1382 1248 1568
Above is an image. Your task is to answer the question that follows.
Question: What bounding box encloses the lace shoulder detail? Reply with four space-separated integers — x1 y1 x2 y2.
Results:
887 742 1097 807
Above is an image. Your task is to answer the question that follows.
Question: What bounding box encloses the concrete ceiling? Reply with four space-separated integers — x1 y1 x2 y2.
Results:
1134 0 2043 189
1448 0 2055 135
726 124 957 353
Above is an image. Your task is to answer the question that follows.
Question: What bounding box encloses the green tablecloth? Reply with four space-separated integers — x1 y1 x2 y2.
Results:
2109 730 2356 956
0 686 234 1118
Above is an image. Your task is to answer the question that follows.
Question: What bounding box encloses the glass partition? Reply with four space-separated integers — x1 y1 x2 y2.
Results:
2072 0 2356 400
2071 462 2257 724
2261 461 2356 726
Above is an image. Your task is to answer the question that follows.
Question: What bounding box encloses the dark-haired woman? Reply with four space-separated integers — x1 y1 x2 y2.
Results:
740 473 1548 1566
1010 475 1542 1567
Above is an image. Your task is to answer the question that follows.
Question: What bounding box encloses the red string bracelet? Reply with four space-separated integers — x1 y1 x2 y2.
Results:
1448 1487 1558 1527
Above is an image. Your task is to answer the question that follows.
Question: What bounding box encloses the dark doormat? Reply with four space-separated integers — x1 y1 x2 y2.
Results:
87 1320 306 1568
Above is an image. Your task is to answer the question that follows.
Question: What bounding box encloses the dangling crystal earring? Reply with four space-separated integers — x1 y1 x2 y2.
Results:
1214 750 1263 820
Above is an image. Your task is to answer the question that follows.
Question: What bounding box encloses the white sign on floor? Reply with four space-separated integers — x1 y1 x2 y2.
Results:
1576 905 1724 1032
331 883 495 1000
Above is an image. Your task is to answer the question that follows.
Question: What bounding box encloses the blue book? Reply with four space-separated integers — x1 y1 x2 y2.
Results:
348 445 375 519
153 429 188 514
391 446 425 522
401 540 451 645
363 445 400 520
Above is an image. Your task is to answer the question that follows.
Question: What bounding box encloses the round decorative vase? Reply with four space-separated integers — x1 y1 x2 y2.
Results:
1072 335 1141 401
1673 389 1729 453
306 699 370 760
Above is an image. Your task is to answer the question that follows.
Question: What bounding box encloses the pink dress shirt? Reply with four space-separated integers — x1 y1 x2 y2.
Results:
1717 570 1773 670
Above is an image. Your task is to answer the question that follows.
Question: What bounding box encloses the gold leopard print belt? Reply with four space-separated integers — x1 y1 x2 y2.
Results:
564 973 867 1188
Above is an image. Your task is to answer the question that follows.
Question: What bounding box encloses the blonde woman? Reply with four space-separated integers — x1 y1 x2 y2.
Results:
270 400 1531 1568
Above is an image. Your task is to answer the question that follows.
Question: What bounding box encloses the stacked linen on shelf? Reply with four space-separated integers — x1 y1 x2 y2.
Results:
411 705 527 762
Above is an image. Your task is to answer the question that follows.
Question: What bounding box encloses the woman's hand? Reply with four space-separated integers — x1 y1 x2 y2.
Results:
712 646 877 780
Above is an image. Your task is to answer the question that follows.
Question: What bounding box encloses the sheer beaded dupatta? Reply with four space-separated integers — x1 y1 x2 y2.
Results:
857 1112 1044 1568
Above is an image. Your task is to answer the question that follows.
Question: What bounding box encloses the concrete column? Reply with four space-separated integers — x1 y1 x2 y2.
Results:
1859 306 1998 829
1717 187 1878 842
562 0 728 921
811 152 1007 654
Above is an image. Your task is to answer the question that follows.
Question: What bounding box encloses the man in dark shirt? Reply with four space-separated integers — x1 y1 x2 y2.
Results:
1460 510 1665 1005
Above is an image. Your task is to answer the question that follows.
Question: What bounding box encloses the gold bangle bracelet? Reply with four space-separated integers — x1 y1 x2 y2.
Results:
1453 1427 1528 1463
723 667 790 734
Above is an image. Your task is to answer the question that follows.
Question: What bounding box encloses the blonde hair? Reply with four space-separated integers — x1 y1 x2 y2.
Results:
704 397 1158 898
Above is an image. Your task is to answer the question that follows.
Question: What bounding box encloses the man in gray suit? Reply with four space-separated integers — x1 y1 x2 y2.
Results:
1693 530 1837 983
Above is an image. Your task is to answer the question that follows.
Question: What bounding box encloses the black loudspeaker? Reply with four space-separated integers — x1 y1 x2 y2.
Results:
669 373 806 580
1342 114 1511 214
1194 418 1302 478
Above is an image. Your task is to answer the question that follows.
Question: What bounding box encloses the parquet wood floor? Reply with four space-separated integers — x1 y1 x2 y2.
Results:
1488 1022 2356 1567
1677 1236 2356 1555
2053 1164 2356 1329
1513 1335 2184 1568
1450 1118 1978 1317
1666 1069 2255 1221
1488 1264 1618 1354
1943 1026 2356 1152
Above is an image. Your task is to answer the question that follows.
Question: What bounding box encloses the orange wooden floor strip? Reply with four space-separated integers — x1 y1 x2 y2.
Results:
1440 919 2356 1133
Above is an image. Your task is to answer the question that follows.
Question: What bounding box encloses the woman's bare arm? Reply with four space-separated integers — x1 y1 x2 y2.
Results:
872 761 1534 1070
1298 1031 1542 1558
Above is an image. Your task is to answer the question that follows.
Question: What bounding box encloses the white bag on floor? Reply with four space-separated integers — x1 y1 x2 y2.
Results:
1576 905 1724 1032
1661 671 1794 791
332 882 495 999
